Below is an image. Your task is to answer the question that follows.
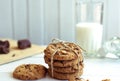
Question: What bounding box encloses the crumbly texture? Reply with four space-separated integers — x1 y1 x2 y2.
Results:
13 64 47 80
44 42 83 61
49 63 83 73
44 55 84 67
48 68 83 80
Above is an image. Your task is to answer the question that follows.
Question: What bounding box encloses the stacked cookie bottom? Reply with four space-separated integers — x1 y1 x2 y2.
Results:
44 56 84 80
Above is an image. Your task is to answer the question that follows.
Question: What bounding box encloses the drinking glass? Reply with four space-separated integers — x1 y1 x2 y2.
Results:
75 1 104 57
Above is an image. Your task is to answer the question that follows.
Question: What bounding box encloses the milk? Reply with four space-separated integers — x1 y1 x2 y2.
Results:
76 22 103 56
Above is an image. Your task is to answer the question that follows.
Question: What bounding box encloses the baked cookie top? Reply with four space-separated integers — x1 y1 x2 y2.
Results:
44 42 83 61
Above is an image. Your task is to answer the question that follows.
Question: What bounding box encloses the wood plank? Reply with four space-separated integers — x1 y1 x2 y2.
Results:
12 0 28 39
0 0 13 38
44 0 59 44
101 0 108 42
0 39 46 65
59 0 75 42
107 0 119 39
28 0 44 45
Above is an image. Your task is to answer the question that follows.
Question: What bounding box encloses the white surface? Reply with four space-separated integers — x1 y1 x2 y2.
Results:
0 53 120 81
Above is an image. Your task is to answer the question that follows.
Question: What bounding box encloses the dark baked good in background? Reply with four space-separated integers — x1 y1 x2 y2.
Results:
18 39 31 49
13 64 47 80
0 40 10 48
0 45 9 54
0 40 10 54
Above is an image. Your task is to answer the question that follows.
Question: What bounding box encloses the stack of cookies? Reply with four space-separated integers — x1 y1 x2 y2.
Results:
44 41 84 80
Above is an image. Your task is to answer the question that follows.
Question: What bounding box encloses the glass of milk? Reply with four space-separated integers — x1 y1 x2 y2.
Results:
76 23 103 57
76 1 103 57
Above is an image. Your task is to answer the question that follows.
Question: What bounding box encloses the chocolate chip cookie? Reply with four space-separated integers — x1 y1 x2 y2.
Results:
44 40 84 80
44 42 83 60
13 64 47 80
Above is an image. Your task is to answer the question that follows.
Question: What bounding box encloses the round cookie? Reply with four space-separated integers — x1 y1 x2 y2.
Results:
49 64 83 73
13 64 47 80
48 68 83 80
44 42 83 61
44 55 84 67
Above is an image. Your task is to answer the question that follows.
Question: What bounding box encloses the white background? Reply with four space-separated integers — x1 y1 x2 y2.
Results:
0 0 120 45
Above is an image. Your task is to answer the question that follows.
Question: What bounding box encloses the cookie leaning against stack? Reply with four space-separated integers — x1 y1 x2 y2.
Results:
44 41 84 80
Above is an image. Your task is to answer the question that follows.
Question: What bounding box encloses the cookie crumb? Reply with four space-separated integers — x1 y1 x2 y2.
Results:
12 54 16 57
102 79 110 81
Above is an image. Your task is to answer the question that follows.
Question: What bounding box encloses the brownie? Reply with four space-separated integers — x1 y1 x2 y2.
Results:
0 40 10 54
18 39 31 49
0 45 9 54
0 40 10 48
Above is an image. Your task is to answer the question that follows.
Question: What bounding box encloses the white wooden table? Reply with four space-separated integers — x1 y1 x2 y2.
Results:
0 53 120 81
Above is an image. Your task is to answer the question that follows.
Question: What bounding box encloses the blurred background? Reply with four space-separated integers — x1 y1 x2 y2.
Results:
0 0 120 45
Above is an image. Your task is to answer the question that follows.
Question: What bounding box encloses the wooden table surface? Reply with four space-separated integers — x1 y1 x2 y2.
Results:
0 39 45 65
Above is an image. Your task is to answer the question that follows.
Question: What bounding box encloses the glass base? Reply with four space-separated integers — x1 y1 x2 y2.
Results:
83 52 98 58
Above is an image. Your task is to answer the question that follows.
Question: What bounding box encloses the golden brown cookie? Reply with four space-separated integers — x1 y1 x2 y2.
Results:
44 41 84 80
13 64 47 80
102 79 110 81
49 63 83 73
44 55 84 67
69 78 88 81
48 68 83 80
44 42 83 61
